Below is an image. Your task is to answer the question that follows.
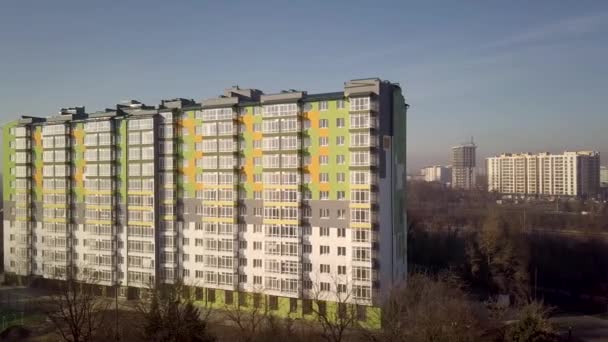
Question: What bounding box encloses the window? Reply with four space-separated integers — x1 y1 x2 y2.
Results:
320 245 330 255
338 247 346 256
337 209 346 219
319 173 329 183
337 172 346 183
263 155 280 168
319 137 328 146
351 151 370 166
351 171 370 185
263 103 298 117
337 191 345 200
263 136 280 151
319 155 328 165
351 132 370 147
353 266 371 281
320 264 330 273
319 119 328 128
350 113 371 128
336 100 345 109
353 247 371 262
303 244 312 254
336 155 345 164
320 208 329 218
218 138 235 152
319 227 329 236
350 97 370 111
351 190 370 203
262 119 280 134
282 172 299 185
351 208 370 223
281 118 299 132
319 190 330 200
281 154 298 168
336 136 345 145
320 283 330 292
338 265 346 275
319 101 328 111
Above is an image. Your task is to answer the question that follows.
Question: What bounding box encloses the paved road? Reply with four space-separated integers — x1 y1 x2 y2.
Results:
552 315 608 342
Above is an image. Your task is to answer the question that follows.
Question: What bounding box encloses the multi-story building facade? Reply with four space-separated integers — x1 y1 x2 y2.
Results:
3 78 407 319
487 151 600 197
420 165 452 185
452 141 477 190
600 166 608 188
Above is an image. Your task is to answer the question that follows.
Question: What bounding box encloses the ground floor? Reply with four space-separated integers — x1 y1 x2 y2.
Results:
3 273 382 328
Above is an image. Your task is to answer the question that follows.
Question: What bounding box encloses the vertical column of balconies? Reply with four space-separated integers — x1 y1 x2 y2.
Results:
261 103 302 297
197 108 238 291
82 120 116 284
125 118 156 286
347 96 378 304
41 123 72 280
10 125 33 276
158 112 179 283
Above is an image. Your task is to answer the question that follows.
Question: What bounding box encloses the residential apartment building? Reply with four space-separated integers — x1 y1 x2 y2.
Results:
2 78 407 318
487 151 600 197
600 166 608 188
452 141 476 190
420 165 452 185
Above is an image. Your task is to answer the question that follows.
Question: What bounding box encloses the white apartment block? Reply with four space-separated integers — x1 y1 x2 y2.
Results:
420 165 452 184
487 151 600 197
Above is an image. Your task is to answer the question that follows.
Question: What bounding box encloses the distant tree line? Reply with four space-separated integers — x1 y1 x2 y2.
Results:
407 181 608 312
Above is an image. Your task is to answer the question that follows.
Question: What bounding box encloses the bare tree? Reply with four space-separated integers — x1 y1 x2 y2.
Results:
307 275 363 342
136 280 215 342
222 287 269 342
365 273 487 342
43 272 110 342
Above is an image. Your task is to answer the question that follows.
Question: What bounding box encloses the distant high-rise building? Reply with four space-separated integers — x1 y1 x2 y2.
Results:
451 139 476 190
2 78 408 318
601 166 608 187
487 151 600 197
420 165 452 185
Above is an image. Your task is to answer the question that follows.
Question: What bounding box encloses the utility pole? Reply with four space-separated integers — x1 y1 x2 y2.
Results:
115 281 121 341
523 207 527 232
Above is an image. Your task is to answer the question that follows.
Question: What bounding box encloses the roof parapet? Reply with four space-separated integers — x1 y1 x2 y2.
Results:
344 78 381 97
59 106 86 115
260 91 306 104
160 98 197 109
223 86 264 102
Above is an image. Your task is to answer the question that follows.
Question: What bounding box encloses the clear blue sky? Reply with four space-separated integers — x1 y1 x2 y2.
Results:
1 1 607 172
